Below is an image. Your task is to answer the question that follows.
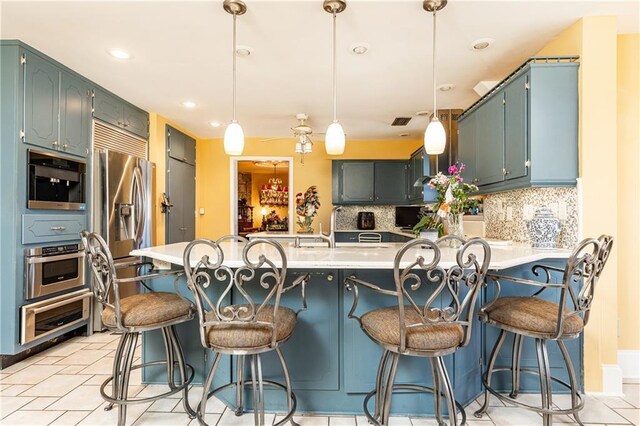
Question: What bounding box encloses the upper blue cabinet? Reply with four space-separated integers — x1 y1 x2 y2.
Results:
332 160 409 205
457 58 579 194
94 88 148 139
22 50 92 157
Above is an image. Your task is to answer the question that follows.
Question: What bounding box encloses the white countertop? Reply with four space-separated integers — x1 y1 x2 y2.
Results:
131 240 571 271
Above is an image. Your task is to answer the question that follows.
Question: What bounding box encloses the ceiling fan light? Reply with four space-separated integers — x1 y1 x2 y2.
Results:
325 121 346 155
224 121 245 155
424 117 446 155
295 142 303 153
304 142 313 153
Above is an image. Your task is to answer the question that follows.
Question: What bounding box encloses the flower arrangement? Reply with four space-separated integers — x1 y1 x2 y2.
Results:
295 185 320 233
265 210 287 230
412 162 478 237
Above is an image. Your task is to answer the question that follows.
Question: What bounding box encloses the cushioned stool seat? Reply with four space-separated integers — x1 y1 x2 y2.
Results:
361 306 464 351
205 305 297 349
484 296 584 336
102 292 194 328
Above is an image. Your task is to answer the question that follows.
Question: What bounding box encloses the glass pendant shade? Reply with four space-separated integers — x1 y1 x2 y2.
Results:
224 121 245 155
295 142 303 154
424 117 446 155
325 121 346 155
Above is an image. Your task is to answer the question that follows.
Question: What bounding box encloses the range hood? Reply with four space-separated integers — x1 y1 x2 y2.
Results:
414 108 462 185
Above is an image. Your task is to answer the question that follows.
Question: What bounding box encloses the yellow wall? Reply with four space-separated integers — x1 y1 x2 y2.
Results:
196 138 422 239
537 17 619 392
616 34 640 352
148 113 205 246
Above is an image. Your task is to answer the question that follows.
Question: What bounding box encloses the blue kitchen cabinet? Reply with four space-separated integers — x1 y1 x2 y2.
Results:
23 51 60 152
333 160 410 205
408 148 425 203
374 161 409 204
23 51 91 157
457 58 578 193
60 70 92 157
94 88 149 139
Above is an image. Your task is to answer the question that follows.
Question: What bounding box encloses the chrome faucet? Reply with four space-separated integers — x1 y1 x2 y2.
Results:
323 206 343 248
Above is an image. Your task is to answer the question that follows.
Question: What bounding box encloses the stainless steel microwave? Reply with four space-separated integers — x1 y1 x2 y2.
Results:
25 243 85 300
28 150 86 211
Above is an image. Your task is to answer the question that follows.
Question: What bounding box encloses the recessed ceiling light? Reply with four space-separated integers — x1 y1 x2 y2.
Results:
399 133 409 137
438 83 455 92
415 110 430 117
471 38 494 51
209 121 221 128
350 42 370 55
181 101 197 109
107 48 131 60
236 45 253 57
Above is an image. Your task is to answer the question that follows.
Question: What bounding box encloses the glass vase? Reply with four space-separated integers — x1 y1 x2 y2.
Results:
297 216 314 234
447 213 464 247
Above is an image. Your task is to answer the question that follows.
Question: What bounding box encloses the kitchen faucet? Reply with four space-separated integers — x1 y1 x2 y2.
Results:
321 205 343 248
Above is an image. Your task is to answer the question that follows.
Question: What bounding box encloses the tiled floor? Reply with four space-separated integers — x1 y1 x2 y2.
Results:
1 332 638 425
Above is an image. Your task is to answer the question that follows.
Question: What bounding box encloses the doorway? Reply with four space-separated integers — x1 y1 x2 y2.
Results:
230 157 294 236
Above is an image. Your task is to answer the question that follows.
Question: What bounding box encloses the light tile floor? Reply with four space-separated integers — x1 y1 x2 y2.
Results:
0 332 638 425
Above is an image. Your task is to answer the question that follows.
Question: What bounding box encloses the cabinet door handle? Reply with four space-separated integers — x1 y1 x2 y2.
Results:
62 144 68 151
50 226 66 231
179 227 187 231
52 140 59 149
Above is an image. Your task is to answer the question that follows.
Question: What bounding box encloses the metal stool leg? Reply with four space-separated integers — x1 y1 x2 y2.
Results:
373 350 391 422
250 355 261 426
429 358 444 426
235 355 245 416
380 353 400 426
558 340 583 425
475 329 507 418
535 338 553 426
117 332 138 426
167 326 196 418
435 356 460 426
510 334 524 399
161 328 175 389
275 347 300 426
198 352 222 426
105 332 129 412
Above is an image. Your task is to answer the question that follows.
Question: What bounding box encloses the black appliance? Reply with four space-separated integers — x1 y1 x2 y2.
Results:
357 212 375 230
395 206 422 229
28 150 86 211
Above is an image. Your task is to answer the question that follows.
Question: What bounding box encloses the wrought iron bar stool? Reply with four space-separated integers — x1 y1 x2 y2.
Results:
80 231 197 425
474 235 614 426
344 236 491 426
182 236 310 426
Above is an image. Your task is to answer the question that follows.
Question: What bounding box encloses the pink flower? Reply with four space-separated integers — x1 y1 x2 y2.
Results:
456 176 463 182
459 163 465 172
448 164 458 175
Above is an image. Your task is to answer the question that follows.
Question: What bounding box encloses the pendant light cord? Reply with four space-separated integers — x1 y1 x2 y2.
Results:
332 11 337 123
232 12 237 122
432 10 437 121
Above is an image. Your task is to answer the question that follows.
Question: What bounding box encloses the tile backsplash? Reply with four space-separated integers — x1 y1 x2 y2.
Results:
484 187 579 248
335 205 397 230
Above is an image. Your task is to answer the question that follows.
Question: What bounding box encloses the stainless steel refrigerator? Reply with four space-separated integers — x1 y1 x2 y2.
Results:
92 149 153 331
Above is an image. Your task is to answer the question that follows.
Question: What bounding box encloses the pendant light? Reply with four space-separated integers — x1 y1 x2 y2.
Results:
323 0 347 155
223 0 247 156
423 0 447 156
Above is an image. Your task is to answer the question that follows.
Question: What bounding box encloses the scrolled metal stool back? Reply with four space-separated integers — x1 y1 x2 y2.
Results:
182 237 290 350
393 236 491 353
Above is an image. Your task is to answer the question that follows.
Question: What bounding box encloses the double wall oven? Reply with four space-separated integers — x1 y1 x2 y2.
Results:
21 150 91 345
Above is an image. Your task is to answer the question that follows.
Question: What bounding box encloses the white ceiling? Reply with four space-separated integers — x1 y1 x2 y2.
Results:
1 1 637 140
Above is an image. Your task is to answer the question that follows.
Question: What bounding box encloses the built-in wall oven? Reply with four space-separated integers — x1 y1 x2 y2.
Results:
28 150 86 211
25 244 85 300
21 289 91 345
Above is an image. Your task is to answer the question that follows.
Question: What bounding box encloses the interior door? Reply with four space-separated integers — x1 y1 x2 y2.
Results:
166 126 196 243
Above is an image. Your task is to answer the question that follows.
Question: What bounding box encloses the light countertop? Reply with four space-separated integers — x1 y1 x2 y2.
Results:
131 240 571 271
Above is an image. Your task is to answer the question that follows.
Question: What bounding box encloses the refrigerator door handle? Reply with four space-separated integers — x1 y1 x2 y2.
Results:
132 166 146 248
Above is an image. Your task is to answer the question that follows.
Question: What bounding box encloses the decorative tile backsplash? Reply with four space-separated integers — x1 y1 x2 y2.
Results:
335 205 397 230
484 187 579 248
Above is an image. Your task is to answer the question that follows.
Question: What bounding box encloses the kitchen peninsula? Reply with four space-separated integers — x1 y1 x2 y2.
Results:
132 240 580 416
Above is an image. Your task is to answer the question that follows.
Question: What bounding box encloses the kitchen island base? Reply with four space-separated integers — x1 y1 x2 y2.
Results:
140 262 582 417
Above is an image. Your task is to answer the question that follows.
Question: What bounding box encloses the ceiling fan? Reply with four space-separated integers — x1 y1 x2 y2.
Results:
259 113 325 164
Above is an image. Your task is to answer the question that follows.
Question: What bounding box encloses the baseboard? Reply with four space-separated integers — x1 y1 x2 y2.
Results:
600 363 624 396
618 350 640 382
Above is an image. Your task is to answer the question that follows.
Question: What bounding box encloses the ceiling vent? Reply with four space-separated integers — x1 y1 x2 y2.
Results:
391 117 412 126
473 81 500 97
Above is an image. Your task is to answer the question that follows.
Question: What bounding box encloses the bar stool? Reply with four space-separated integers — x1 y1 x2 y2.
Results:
182 236 310 426
80 231 197 425
344 236 492 426
474 235 614 426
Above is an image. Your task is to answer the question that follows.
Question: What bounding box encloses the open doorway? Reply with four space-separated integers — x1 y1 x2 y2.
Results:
230 157 294 236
